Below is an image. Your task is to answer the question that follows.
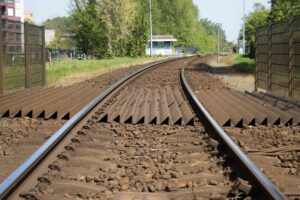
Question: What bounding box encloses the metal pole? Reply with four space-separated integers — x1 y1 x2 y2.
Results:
149 0 153 57
41 26 46 86
243 0 246 54
217 26 220 64
288 18 293 98
24 22 29 88
268 24 272 92
255 29 258 92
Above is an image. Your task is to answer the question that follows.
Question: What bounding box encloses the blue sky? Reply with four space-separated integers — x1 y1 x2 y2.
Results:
25 0 270 42
193 0 270 42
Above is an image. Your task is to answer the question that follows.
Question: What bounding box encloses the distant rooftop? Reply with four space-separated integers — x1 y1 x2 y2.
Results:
149 35 177 42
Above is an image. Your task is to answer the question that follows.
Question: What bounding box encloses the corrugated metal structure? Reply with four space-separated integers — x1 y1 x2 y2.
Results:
99 87 195 125
255 16 300 99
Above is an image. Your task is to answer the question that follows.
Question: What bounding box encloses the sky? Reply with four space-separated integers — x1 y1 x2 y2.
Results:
25 0 271 42
193 0 271 42
24 0 70 24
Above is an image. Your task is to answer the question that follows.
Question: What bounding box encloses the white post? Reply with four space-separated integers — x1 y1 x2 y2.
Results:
243 0 246 54
149 0 153 57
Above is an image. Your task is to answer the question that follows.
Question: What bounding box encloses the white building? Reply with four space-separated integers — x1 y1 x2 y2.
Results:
45 29 56 45
15 0 24 22
146 35 177 56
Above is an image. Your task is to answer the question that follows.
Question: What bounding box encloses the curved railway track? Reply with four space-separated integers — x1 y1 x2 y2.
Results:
0 57 286 200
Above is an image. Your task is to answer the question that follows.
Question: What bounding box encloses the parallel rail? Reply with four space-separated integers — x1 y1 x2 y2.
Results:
0 58 179 199
0 58 287 200
180 66 286 200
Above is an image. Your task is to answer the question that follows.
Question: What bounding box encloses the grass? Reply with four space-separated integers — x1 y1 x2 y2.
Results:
46 57 160 85
221 54 255 74
0 119 8 127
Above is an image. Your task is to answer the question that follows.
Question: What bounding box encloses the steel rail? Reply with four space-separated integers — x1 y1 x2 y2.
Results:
180 66 286 200
0 58 181 199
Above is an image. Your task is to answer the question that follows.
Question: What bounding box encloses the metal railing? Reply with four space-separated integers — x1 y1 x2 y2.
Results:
255 16 300 99
0 18 45 95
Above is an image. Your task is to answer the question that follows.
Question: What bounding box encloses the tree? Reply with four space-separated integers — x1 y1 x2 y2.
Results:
240 3 269 57
43 17 74 49
100 0 137 57
69 0 108 58
253 2 267 12
68 0 228 58
269 0 300 21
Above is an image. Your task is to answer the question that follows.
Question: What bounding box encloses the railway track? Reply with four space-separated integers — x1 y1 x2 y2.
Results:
0 57 286 200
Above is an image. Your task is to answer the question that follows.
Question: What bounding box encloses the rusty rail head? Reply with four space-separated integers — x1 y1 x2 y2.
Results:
180 66 286 200
0 58 181 199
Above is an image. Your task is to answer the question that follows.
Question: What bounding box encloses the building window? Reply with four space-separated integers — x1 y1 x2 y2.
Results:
7 8 13 16
6 0 14 4
1 6 6 16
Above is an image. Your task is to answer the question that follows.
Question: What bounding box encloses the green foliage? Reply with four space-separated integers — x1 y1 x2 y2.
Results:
43 17 75 49
232 55 255 74
43 17 69 33
269 0 300 21
240 4 269 57
70 0 108 58
145 0 226 53
67 0 228 58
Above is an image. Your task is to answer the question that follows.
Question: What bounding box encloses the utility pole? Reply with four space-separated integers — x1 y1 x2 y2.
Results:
217 23 222 64
149 0 153 57
242 0 246 54
217 26 220 63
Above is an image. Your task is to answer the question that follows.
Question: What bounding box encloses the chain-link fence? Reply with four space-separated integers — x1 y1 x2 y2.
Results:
255 16 300 99
0 19 45 95
46 48 80 60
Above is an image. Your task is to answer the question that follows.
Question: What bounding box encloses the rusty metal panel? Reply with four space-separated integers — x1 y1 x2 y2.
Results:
257 79 268 90
271 43 289 54
0 19 3 95
291 17 300 31
2 19 25 92
271 54 289 65
257 25 269 36
271 33 289 44
257 54 269 63
255 17 300 99
257 45 268 54
257 35 269 45
27 24 43 87
293 31 300 43
257 62 268 71
0 19 45 94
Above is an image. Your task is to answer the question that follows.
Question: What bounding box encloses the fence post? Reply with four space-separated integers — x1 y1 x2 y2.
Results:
268 24 272 92
255 29 258 92
288 18 294 98
41 26 46 86
0 19 3 95
24 22 29 88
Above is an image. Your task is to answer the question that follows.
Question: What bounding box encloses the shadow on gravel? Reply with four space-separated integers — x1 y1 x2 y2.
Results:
189 58 255 75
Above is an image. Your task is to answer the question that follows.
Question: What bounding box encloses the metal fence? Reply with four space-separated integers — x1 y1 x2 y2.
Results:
46 48 79 60
255 16 300 99
0 19 45 95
